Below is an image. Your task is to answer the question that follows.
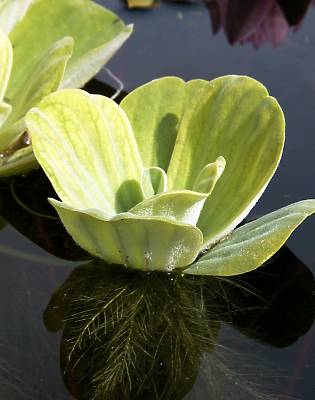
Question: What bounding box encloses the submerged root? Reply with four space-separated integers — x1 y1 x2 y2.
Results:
43 254 312 400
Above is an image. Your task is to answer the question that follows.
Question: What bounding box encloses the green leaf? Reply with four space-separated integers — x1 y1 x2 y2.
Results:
25 89 144 214
129 190 207 225
184 200 315 276
120 77 208 171
192 156 226 194
1 36 73 135
166 76 285 246
60 26 133 89
0 0 31 34
0 101 11 128
0 30 12 130
0 29 12 100
7 0 132 100
142 166 168 198
50 199 203 271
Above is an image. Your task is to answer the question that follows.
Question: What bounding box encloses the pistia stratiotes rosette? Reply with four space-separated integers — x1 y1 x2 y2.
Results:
25 76 315 276
0 0 132 177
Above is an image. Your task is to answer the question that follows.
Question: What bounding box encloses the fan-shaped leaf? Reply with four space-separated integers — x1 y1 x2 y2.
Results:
120 77 208 171
166 76 285 246
26 89 144 214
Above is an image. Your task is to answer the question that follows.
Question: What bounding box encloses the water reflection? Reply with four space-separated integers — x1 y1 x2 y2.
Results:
0 168 89 261
204 0 314 48
44 247 314 399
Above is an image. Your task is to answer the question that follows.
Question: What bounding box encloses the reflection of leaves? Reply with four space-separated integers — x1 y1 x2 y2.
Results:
213 246 315 347
0 216 6 230
44 263 218 400
0 168 88 261
44 247 314 399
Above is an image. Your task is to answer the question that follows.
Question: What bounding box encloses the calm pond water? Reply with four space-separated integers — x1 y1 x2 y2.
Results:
0 1 314 399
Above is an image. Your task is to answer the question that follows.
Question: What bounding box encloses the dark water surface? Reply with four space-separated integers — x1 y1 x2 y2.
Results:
0 1 314 399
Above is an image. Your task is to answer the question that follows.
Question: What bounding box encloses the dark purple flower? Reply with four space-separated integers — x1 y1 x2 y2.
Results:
205 0 312 48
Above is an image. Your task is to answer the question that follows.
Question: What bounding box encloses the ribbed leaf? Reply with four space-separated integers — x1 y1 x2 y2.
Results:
120 77 208 171
0 0 31 34
166 76 285 246
0 30 12 132
184 200 315 276
25 89 143 214
0 29 12 100
7 0 132 100
2 37 73 134
61 27 132 89
0 101 11 127
50 199 203 271
129 190 207 225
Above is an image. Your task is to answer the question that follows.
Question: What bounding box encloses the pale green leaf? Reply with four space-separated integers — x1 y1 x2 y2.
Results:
0 30 12 132
0 0 31 34
0 29 12 100
0 101 11 128
142 166 168 198
120 77 208 171
61 25 133 89
184 200 315 276
25 89 143 214
2 36 73 132
129 190 207 225
7 0 132 100
192 156 226 194
166 76 285 246
50 199 203 271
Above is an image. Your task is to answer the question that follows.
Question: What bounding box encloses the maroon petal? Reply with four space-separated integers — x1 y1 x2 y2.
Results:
223 0 274 44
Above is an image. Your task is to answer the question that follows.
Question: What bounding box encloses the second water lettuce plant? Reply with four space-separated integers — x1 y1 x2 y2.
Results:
25 76 315 276
0 0 132 177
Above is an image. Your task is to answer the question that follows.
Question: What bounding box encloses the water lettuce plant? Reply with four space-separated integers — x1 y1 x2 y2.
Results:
25 76 315 276
0 0 132 177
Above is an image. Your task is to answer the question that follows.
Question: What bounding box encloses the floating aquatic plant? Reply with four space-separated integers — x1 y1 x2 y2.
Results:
25 75 315 276
0 0 132 177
